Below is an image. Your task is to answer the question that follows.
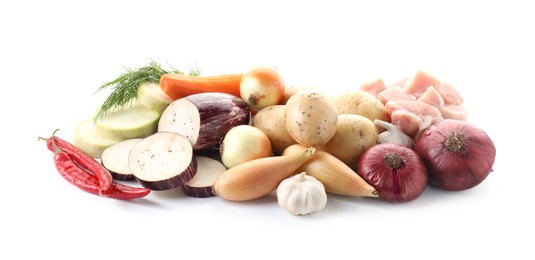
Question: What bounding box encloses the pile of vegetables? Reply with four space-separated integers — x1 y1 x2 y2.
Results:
40 62 497 216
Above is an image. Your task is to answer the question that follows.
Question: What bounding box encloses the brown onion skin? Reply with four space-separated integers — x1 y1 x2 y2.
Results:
415 119 496 191
357 143 428 202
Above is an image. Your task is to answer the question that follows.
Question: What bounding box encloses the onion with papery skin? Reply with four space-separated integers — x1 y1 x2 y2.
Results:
220 125 273 168
240 66 285 111
415 119 496 191
357 143 428 202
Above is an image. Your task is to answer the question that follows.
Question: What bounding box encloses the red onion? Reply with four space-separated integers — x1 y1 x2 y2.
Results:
357 143 428 202
415 119 496 191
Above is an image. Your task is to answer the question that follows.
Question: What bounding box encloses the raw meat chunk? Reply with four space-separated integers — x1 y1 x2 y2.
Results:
436 82 464 105
418 86 445 108
378 87 416 104
360 78 386 98
440 105 467 121
386 100 444 138
404 70 441 98
387 77 408 88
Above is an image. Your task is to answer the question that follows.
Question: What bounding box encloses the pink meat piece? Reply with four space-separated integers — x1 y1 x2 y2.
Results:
417 86 444 108
440 105 468 121
387 77 408 88
378 86 416 105
389 110 422 139
359 78 386 98
436 82 464 105
386 100 444 138
404 71 441 98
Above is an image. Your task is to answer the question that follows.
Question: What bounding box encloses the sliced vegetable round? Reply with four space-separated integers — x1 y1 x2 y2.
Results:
181 156 226 198
94 102 160 140
158 92 250 154
129 132 197 190
101 138 142 180
73 119 121 158
137 82 173 113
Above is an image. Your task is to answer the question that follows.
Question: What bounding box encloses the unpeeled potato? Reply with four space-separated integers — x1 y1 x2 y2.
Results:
318 114 378 170
252 105 297 155
284 90 338 147
331 90 389 131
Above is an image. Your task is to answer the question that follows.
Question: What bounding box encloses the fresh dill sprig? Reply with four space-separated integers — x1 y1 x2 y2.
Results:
93 61 199 122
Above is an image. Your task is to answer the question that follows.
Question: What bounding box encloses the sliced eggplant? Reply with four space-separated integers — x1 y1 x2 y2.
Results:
181 156 226 198
129 132 197 190
101 138 142 180
158 92 250 154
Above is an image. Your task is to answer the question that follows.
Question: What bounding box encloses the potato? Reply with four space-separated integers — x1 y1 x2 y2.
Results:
284 90 338 147
281 85 316 104
331 90 389 129
318 114 378 170
252 105 297 155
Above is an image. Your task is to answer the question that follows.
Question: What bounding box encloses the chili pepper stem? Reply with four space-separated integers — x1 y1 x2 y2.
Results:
39 129 62 154
50 129 62 154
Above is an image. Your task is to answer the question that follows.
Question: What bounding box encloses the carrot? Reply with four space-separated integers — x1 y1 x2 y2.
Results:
159 73 243 100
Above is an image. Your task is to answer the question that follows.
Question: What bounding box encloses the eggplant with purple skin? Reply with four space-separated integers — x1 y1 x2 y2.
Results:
129 132 197 190
158 92 251 154
101 138 142 180
181 156 226 198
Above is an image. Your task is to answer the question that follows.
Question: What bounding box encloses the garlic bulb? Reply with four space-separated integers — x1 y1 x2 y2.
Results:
277 172 327 215
374 119 415 148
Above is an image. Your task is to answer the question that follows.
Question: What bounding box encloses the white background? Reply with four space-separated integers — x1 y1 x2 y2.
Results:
1 0 533 259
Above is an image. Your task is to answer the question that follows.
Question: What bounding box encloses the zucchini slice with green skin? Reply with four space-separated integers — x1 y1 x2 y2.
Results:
73 119 121 158
137 82 173 113
94 102 160 140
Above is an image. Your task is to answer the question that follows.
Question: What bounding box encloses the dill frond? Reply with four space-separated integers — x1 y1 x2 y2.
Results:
93 61 200 122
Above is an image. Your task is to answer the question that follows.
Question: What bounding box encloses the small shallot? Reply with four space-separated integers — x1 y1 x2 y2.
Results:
213 147 317 201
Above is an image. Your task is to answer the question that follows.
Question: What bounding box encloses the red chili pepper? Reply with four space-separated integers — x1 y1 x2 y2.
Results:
40 130 113 196
54 152 150 200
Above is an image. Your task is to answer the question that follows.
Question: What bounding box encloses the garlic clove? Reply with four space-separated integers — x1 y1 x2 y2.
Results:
374 119 415 148
277 172 327 215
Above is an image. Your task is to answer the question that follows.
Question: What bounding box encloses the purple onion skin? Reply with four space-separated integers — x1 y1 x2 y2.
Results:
415 119 496 191
186 93 251 154
358 143 428 202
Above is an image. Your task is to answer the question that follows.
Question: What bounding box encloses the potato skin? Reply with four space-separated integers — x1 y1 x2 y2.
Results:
253 105 297 155
284 90 338 147
332 90 389 128
282 85 316 104
318 114 378 170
